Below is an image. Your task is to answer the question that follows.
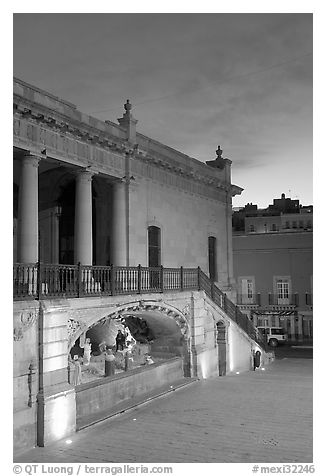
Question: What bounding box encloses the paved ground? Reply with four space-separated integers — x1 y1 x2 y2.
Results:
15 357 313 464
274 343 313 360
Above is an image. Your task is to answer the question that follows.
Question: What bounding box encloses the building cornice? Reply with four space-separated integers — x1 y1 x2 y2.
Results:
13 80 240 199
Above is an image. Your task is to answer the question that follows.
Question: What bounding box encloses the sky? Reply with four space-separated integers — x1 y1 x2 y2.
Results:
13 12 313 208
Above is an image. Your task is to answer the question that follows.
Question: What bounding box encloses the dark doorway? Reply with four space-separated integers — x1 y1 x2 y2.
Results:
208 236 217 281
216 321 226 376
148 226 161 289
148 226 161 267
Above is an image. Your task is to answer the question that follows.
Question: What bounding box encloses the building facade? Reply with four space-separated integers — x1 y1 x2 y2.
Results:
13 77 271 454
233 195 313 341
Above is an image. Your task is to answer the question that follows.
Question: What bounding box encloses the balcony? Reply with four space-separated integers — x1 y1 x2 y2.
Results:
13 262 269 352
268 293 299 306
236 293 310 308
236 293 261 306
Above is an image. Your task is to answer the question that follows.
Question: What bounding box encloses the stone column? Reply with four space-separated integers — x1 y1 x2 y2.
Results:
37 301 76 447
111 182 127 266
74 170 94 265
17 153 41 263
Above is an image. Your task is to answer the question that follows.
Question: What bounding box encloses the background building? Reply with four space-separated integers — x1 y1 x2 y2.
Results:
232 194 313 341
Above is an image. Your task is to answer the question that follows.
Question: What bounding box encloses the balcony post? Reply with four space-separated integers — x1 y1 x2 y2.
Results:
160 265 164 293
180 266 184 291
257 293 261 306
137 264 142 294
111 265 116 296
37 261 42 300
77 262 83 298
210 281 214 299
197 266 201 290
223 293 227 311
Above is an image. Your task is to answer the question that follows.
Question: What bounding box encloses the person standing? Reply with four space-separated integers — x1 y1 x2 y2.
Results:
115 330 126 352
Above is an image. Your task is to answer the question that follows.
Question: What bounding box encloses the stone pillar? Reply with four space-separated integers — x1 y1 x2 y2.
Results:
74 170 94 265
37 301 75 446
111 182 127 266
17 153 41 263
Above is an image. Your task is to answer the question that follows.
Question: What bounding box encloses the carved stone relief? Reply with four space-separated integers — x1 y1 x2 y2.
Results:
13 310 38 341
67 300 191 350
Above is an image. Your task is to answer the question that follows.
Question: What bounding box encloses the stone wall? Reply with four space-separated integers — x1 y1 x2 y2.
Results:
75 357 184 428
13 301 39 453
128 178 230 287
14 289 269 452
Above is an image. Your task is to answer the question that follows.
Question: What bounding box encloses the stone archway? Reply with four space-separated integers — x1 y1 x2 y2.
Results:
67 300 192 378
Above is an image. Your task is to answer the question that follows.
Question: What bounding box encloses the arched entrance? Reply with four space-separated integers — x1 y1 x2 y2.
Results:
67 300 191 384
67 301 191 429
216 320 227 376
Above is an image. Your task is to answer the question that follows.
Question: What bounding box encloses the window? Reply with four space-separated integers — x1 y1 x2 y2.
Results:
299 220 304 228
239 277 254 304
285 221 290 229
292 221 297 229
275 278 291 304
271 223 277 231
247 280 253 299
148 226 161 267
248 224 255 233
208 236 217 281
277 280 289 299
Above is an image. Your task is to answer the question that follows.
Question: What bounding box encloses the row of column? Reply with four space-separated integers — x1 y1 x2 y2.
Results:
16 153 128 266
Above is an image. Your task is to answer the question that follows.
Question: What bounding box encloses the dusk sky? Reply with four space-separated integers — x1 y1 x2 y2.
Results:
13 13 313 208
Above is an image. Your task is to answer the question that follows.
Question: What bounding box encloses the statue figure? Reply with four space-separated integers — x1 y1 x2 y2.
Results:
71 355 82 386
104 347 116 377
81 337 92 366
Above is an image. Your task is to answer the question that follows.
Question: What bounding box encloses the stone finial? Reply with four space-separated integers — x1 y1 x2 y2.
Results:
118 98 138 144
206 144 226 170
124 99 132 116
216 145 223 159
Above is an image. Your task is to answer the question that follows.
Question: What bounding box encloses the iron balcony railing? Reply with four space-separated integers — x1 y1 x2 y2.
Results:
268 293 299 306
236 293 261 306
13 262 268 350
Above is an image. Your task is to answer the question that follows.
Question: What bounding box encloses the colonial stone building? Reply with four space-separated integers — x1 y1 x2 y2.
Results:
233 195 313 341
13 77 270 455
